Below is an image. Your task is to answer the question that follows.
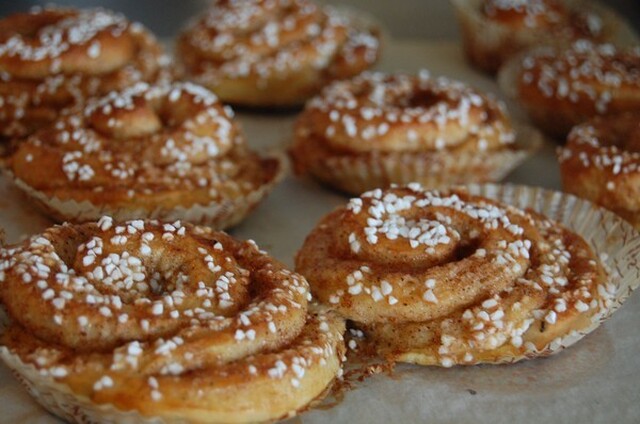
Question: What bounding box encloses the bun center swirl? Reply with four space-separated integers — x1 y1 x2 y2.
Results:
83 82 236 164
304 185 541 324
8 81 250 197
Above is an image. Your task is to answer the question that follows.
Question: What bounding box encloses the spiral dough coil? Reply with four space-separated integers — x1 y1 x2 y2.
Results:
5 81 283 227
296 184 613 366
0 218 346 423
0 6 170 140
177 0 381 107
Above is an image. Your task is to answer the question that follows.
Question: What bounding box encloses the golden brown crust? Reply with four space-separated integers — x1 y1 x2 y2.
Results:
482 0 599 35
4 82 282 227
452 0 628 74
290 71 521 194
503 41 640 139
559 112 640 228
0 6 171 141
176 0 380 107
0 219 346 422
295 185 610 366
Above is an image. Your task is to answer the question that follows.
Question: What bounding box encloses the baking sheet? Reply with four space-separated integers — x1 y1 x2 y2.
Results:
0 40 637 424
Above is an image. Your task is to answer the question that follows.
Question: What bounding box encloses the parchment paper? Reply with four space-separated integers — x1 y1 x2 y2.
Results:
0 41 637 424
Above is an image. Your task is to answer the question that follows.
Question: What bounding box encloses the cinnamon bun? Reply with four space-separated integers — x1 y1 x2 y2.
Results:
176 0 380 108
3 81 283 228
499 41 640 139
452 0 637 74
290 71 539 195
559 112 640 228
0 6 170 141
0 218 346 423
296 184 614 366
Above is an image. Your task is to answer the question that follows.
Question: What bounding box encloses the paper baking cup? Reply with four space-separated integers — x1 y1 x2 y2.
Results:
304 125 542 196
5 155 284 230
458 183 640 360
451 0 639 74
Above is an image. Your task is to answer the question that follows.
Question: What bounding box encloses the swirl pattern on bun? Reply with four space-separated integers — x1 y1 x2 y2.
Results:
0 218 346 423
296 185 612 366
177 0 380 107
0 6 170 140
5 81 283 227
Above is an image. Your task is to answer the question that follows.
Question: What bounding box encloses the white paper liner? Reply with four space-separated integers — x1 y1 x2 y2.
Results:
5 155 285 230
451 0 639 74
303 124 543 195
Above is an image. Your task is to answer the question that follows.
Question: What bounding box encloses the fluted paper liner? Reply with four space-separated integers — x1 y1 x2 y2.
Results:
5 155 285 230
1 183 638 422
305 124 542 195
451 0 639 74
